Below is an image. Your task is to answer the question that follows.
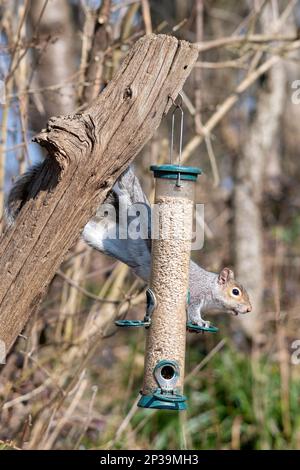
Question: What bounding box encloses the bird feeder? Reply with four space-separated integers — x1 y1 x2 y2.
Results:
115 96 217 411
138 163 200 410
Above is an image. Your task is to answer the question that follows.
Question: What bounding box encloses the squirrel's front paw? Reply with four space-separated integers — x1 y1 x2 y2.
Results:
187 305 218 333
187 318 211 334
192 319 211 329
187 304 211 331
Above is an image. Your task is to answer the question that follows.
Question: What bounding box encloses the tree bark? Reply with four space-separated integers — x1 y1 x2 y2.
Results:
0 34 198 352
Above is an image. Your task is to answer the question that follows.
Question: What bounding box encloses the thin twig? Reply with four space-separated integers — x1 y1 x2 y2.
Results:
205 134 220 187
194 0 204 135
194 59 248 69
182 54 280 162
74 385 98 449
185 338 227 383
42 376 88 450
141 0 152 35
2 378 52 410
56 270 121 304
113 394 140 443
111 0 140 12
194 33 298 53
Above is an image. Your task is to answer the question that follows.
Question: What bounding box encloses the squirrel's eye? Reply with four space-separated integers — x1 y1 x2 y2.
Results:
232 288 240 296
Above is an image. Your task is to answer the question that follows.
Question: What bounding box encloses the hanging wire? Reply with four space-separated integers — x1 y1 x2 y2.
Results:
169 93 184 187
169 93 184 165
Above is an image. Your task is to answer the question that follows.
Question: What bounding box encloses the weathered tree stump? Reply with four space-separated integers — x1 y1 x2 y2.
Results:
0 34 198 352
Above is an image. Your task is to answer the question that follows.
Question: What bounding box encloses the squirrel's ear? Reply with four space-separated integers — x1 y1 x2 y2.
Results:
218 267 234 285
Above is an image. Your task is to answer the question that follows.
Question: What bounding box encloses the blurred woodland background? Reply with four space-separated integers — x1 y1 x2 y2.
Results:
1 0 300 450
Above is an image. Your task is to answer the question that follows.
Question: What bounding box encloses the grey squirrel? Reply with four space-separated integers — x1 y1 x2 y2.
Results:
5 164 252 328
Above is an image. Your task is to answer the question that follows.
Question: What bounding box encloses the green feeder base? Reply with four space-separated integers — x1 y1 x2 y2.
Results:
138 390 187 411
187 321 218 333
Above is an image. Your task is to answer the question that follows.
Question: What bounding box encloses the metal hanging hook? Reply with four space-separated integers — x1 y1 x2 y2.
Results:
169 94 184 187
169 94 184 165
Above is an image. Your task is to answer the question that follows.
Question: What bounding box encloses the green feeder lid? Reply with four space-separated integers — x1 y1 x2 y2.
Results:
150 164 202 181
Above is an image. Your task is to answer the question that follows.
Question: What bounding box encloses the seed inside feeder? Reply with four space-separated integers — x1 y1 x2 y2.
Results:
142 196 193 395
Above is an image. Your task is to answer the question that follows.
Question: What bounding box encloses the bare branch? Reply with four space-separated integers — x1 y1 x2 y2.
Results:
194 33 298 53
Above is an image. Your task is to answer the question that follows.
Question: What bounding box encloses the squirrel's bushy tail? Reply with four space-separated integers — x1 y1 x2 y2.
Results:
5 163 44 225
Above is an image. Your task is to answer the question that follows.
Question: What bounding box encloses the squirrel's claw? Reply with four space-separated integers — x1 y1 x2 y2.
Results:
186 319 218 334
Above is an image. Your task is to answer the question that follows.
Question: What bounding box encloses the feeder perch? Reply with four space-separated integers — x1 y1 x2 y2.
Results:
115 288 156 328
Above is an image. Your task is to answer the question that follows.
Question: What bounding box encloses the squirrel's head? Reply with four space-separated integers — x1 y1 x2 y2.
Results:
217 267 252 316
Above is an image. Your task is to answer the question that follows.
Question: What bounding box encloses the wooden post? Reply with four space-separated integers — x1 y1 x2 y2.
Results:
0 34 198 353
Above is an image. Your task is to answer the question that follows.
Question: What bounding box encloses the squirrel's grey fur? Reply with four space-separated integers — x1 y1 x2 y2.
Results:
5 164 252 328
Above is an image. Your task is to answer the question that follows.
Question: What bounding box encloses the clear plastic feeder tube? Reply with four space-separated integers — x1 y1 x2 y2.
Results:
138 165 201 410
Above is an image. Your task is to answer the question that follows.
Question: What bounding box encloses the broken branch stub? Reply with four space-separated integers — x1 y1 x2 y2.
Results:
0 34 198 352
